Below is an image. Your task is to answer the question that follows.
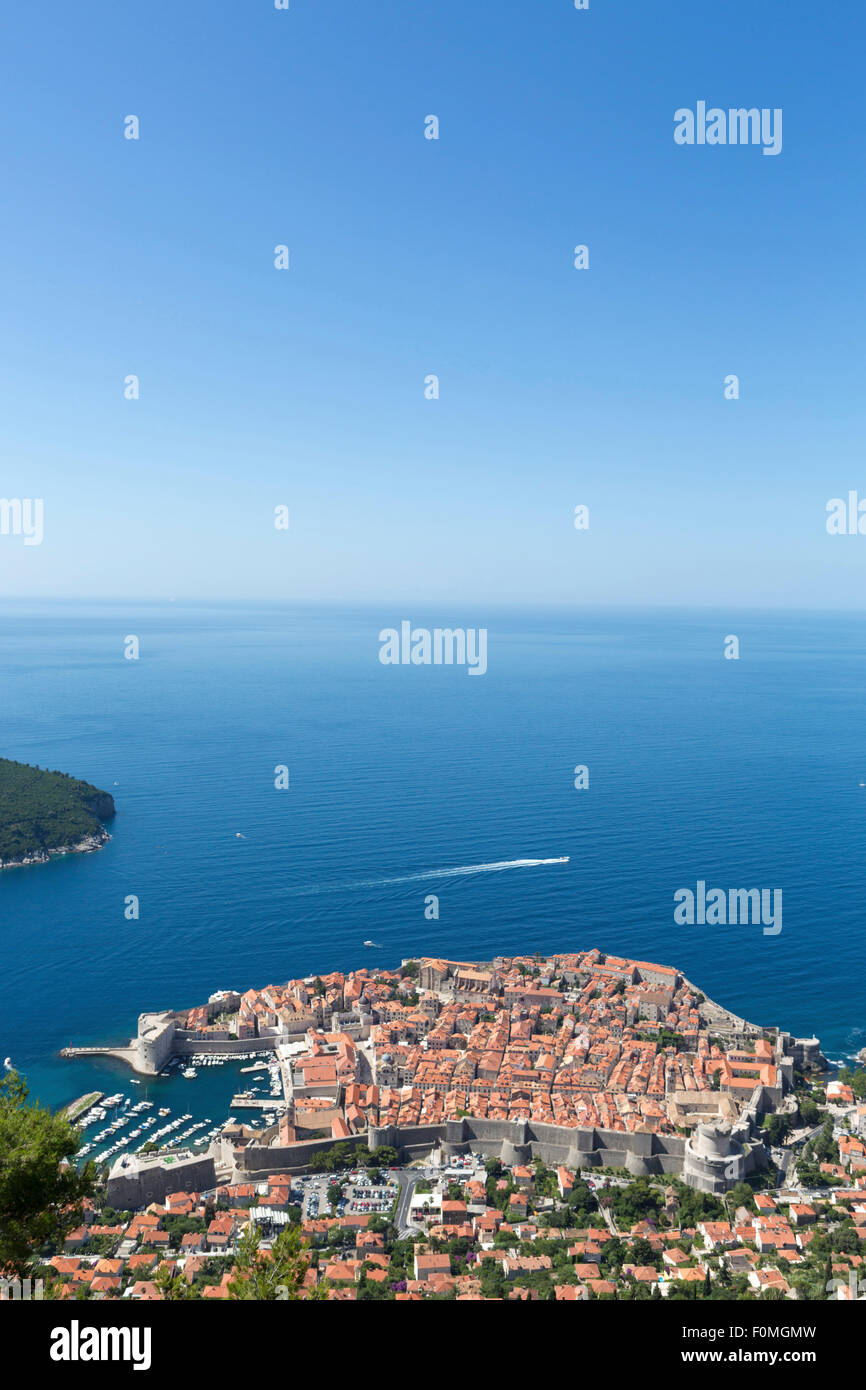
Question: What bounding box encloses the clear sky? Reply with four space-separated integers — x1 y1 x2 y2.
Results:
0 0 864 606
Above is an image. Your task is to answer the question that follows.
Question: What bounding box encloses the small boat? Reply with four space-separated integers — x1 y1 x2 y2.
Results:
363 940 380 948
182 1067 197 1079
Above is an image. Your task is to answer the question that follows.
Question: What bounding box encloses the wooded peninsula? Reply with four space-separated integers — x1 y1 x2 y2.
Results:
0 757 115 869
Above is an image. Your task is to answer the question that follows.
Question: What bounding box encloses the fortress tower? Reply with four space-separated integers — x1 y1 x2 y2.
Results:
683 1119 745 1194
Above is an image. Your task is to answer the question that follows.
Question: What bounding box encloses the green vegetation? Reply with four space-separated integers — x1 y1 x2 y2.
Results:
727 1182 757 1214
838 1065 866 1100
163 1214 206 1243
0 757 114 864
0 1071 96 1275
228 1224 325 1300
606 1178 663 1226
638 1028 687 1051
308 1141 399 1174
761 1112 792 1145
804 1117 839 1165
666 1180 725 1228
796 1117 841 1186
796 1091 823 1126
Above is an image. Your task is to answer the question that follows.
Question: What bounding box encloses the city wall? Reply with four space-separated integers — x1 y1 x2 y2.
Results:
106 1152 217 1208
372 1117 690 1178
173 1033 279 1059
231 1118 700 1182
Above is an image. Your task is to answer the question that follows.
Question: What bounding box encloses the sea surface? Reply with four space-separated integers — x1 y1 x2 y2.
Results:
1 602 864 1145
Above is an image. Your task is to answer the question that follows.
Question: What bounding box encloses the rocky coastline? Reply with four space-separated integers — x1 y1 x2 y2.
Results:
0 828 111 871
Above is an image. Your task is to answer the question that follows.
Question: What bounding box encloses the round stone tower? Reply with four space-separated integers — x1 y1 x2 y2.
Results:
499 1138 532 1167
683 1119 745 1194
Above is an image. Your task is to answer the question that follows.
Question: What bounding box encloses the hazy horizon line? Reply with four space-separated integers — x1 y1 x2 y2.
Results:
2 596 866 616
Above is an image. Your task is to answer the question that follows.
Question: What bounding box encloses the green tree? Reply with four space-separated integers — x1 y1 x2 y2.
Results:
728 1183 757 1214
0 1071 95 1276
805 1118 838 1166
839 1067 866 1101
763 1113 791 1145
479 1258 507 1299
228 1224 325 1300
366 1145 398 1168
630 1237 658 1268
154 1263 199 1300
608 1179 663 1227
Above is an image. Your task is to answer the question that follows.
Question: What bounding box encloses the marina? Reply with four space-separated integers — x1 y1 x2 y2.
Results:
62 1049 285 1168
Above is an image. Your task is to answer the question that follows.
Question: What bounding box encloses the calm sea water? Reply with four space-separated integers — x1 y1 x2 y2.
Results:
1 602 864 1136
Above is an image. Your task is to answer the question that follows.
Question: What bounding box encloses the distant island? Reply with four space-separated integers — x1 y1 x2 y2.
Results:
0 757 116 869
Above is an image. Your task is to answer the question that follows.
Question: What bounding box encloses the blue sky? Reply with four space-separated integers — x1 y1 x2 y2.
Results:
0 0 864 605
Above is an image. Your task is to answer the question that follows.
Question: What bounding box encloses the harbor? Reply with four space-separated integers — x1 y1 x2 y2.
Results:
58 1049 284 1170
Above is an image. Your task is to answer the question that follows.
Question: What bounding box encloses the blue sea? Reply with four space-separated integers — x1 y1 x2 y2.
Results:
1 602 864 1140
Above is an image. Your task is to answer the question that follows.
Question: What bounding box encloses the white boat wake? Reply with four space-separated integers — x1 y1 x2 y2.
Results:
285 856 570 897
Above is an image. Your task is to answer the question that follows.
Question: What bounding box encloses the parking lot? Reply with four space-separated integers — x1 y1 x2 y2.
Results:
292 1175 328 1220
294 1170 400 1220
343 1182 397 1215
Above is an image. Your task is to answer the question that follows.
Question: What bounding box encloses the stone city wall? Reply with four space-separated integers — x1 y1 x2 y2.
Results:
106 1152 217 1208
